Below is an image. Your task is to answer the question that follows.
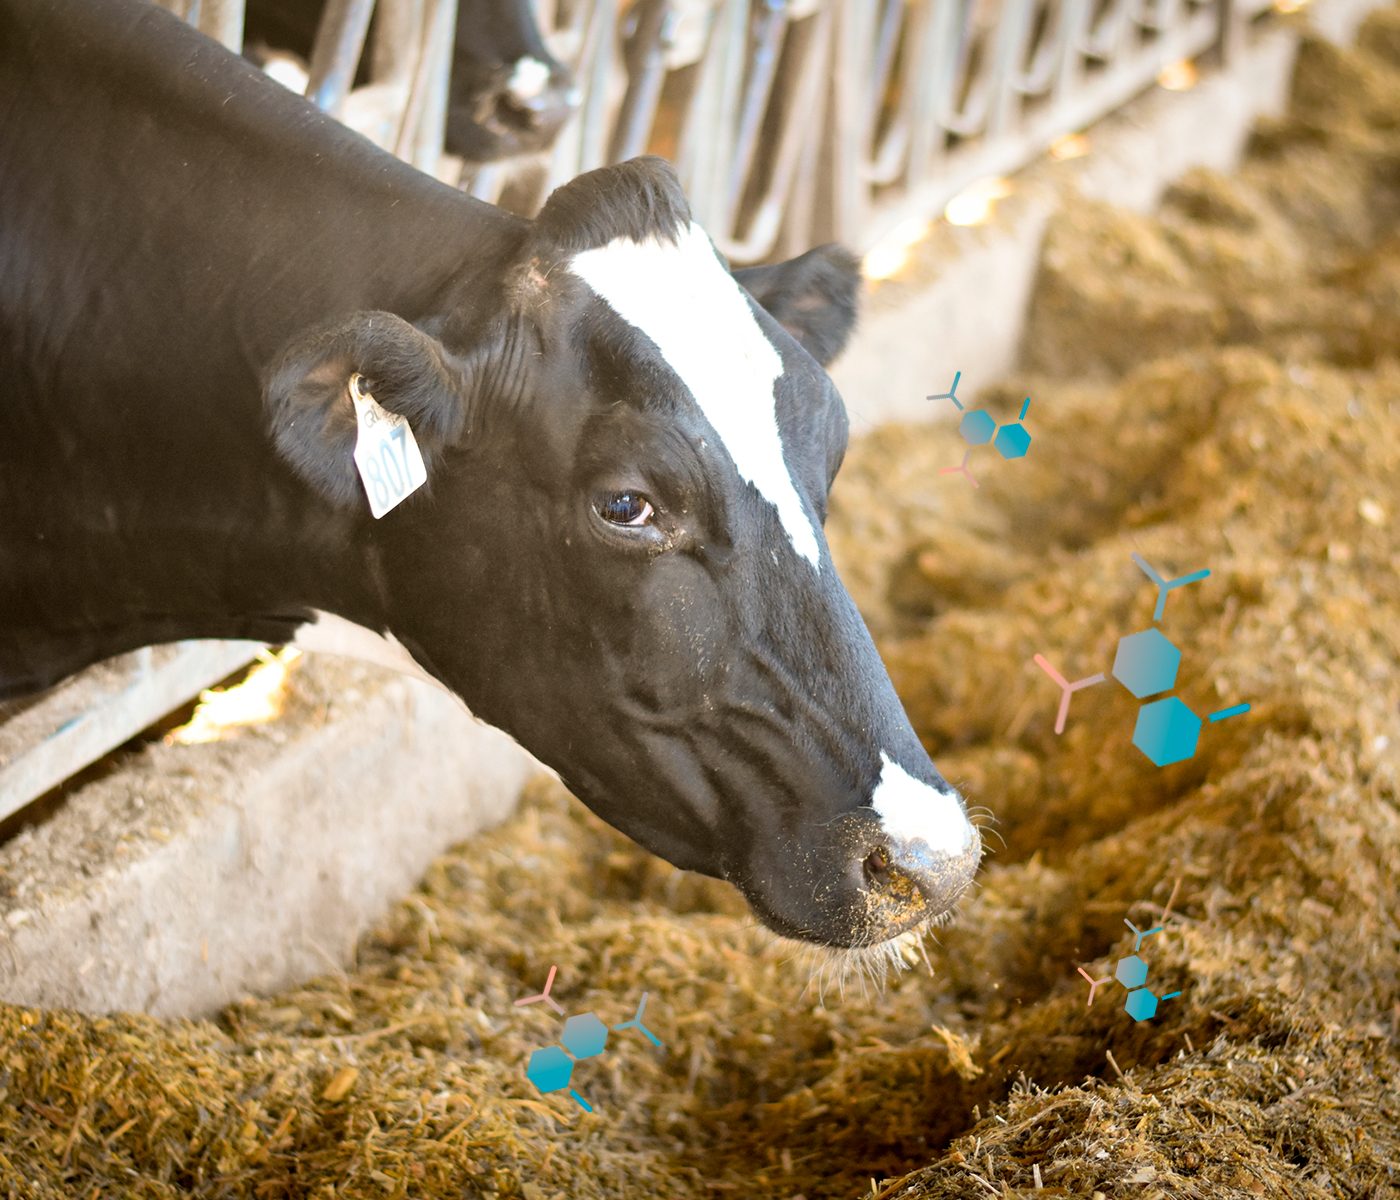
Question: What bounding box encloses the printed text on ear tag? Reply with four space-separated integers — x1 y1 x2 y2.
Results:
350 373 428 519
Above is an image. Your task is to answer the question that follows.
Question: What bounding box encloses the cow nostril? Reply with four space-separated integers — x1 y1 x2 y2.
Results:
862 846 892 886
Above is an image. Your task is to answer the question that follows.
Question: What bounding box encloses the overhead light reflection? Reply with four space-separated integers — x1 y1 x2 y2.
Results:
863 217 933 281
944 177 1014 226
1157 60 1199 91
167 647 304 745
1050 133 1091 161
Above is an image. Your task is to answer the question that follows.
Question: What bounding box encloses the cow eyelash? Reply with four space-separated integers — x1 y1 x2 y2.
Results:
594 490 655 527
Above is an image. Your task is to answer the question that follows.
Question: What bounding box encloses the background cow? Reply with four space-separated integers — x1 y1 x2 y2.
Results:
242 0 580 161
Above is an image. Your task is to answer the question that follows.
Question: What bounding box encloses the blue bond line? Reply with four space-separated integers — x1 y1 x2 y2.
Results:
1209 703 1251 723
1125 919 1165 952
612 991 662 1047
927 369 964 410
1131 551 1211 623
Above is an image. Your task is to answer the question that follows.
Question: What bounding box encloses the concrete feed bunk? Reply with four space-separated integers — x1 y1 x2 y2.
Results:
0 8 1398 1198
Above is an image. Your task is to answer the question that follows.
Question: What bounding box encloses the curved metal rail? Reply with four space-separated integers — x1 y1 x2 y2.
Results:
163 0 1276 263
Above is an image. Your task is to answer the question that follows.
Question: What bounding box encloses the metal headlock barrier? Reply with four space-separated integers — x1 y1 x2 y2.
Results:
172 0 1279 262
1 0 1279 814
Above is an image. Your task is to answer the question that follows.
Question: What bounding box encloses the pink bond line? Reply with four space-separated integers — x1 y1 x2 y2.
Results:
939 449 979 489
1076 966 1111 1007
1033 654 1107 734
515 964 564 1014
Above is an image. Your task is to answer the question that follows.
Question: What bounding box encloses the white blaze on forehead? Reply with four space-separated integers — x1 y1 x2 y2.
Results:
869 752 976 856
566 220 823 569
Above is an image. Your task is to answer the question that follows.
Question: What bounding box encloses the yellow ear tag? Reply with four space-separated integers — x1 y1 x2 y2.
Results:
349 373 428 519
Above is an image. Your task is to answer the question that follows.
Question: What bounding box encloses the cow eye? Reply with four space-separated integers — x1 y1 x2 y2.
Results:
595 490 654 527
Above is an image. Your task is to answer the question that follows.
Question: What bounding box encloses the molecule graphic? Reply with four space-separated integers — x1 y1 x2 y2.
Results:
1033 552 1250 766
515 965 663 1112
1076 917 1183 1022
928 370 1033 488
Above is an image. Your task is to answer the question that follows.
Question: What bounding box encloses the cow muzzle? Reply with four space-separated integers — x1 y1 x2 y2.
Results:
856 820 983 941
735 798 982 949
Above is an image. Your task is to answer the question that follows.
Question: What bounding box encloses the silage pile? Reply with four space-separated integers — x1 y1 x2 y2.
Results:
1 14 1397 1200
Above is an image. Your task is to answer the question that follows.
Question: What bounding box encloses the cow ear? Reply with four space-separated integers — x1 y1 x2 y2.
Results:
734 244 862 367
263 311 468 508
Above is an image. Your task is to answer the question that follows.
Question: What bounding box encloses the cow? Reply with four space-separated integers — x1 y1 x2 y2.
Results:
242 0 580 162
0 0 981 953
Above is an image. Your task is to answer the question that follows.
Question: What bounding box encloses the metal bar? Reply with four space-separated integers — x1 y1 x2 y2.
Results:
712 0 833 260
201 0 245 51
579 0 622 169
370 0 425 85
719 0 786 220
907 0 956 186
857 11 1222 253
306 0 379 117
682 0 749 231
412 0 458 173
390 0 454 170
1013 0 1074 95
608 0 676 162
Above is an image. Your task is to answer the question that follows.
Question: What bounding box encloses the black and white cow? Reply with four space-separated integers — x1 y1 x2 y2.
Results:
243 0 579 161
0 0 981 950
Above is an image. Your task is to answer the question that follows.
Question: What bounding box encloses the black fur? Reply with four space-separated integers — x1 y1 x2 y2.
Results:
531 156 692 254
734 244 863 366
263 311 470 508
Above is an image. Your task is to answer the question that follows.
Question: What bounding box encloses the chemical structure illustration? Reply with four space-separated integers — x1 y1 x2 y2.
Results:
1032 552 1251 765
928 370 1033 488
1076 916 1183 1022
515 965 663 1112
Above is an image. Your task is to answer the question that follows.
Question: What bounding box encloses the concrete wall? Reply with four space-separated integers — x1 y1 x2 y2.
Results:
0 658 535 1017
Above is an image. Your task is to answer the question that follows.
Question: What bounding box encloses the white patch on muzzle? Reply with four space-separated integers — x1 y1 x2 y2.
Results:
567 221 823 569
869 751 976 856
506 56 551 104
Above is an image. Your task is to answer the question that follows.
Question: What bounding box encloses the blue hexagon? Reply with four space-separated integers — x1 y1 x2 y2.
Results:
1124 988 1159 1021
1133 697 1203 767
560 1012 609 1060
1115 955 1149 988
993 422 1032 459
527 1045 575 1093
959 410 996 446
1112 628 1181 698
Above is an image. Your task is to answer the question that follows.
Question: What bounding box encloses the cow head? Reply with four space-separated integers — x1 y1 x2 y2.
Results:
264 158 981 950
445 0 580 161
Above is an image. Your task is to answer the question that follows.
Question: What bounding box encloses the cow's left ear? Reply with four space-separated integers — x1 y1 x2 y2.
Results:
734 244 862 367
263 311 469 508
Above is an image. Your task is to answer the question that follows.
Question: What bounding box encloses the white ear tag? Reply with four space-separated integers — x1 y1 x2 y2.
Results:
349 373 428 519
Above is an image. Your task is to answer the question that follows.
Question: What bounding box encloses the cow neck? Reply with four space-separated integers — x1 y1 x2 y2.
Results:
0 0 529 688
